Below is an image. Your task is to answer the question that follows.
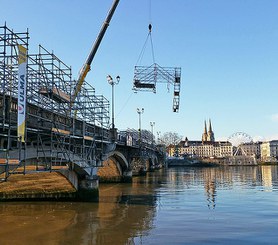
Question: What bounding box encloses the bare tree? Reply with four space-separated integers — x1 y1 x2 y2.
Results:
160 131 182 146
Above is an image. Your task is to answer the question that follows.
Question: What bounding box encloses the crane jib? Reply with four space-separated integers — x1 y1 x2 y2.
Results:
86 0 120 66
73 0 120 102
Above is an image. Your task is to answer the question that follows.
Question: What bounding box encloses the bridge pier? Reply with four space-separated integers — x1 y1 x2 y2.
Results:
131 157 147 176
77 175 99 202
122 169 132 183
59 168 99 202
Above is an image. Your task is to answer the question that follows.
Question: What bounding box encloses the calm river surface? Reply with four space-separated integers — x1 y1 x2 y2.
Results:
1 165 278 245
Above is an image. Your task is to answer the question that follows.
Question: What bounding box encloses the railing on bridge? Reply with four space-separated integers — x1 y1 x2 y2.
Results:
0 24 112 180
0 24 167 182
117 128 157 149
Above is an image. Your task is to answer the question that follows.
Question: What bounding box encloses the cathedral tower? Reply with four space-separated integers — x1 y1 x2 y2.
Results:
202 120 208 143
207 119 215 142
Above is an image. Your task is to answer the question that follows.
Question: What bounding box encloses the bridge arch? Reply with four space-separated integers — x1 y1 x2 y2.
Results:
110 151 129 171
153 155 159 167
97 150 129 182
146 155 159 170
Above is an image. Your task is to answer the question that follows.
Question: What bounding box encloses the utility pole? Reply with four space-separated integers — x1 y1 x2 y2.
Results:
150 121 155 148
137 108 144 146
107 75 120 141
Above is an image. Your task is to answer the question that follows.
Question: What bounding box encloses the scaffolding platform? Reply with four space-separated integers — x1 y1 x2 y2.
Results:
133 63 181 112
0 24 112 178
39 87 71 103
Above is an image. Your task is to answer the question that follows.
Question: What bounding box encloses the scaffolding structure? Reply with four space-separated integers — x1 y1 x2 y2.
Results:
0 24 29 180
0 24 110 180
118 128 154 148
133 63 181 112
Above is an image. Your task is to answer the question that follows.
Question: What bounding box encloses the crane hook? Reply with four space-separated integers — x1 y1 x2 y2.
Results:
148 24 152 33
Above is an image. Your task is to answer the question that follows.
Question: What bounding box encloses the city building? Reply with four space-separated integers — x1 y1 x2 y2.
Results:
235 142 261 158
168 120 233 158
260 140 278 162
168 120 278 162
178 138 233 158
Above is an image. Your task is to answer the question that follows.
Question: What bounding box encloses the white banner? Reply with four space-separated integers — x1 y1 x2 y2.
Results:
17 44 27 142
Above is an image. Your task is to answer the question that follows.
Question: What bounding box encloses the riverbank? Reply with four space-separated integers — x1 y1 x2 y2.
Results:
167 157 278 167
0 168 76 201
167 158 218 167
3 161 277 202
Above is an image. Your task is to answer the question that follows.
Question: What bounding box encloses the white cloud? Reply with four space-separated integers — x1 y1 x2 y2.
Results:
216 136 229 141
253 134 278 142
265 134 278 141
253 135 265 142
271 114 278 122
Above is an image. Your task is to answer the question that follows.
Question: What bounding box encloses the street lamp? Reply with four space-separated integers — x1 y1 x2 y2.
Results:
137 108 144 146
107 75 120 140
157 131 161 144
150 121 155 147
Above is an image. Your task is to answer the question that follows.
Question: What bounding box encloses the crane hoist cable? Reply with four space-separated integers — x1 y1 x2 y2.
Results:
132 0 182 113
136 24 156 65
136 0 155 65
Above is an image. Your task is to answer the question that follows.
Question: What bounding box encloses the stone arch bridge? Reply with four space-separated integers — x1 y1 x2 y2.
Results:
98 142 163 183
0 24 166 201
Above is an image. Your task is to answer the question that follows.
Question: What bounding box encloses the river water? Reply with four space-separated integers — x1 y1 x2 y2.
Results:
1 165 278 245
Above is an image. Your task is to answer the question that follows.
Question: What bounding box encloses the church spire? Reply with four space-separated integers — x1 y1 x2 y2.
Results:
207 119 215 142
208 119 212 133
202 120 208 143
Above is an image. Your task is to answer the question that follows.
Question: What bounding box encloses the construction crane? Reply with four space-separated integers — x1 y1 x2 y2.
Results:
132 2 182 113
71 0 120 105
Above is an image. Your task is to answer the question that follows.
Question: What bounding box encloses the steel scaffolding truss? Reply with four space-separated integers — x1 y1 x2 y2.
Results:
118 128 154 148
0 24 29 180
133 63 181 112
28 45 73 113
0 24 111 179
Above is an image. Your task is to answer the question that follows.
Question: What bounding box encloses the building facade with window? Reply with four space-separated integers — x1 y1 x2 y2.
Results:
236 142 261 158
168 120 233 158
177 139 233 158
260 140 278 162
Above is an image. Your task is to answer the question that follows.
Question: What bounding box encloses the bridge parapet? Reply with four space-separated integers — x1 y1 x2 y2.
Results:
97 141 166 182
0 24 113 178
0 24 166 200
0 24 117 200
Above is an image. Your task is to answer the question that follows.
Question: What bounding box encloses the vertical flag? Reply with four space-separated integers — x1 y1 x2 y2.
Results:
17 44 27 142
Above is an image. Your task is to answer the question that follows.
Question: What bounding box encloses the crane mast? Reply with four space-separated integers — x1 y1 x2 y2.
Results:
72 0 120 103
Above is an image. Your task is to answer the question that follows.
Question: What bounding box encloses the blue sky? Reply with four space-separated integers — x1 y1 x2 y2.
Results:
1 0 278 142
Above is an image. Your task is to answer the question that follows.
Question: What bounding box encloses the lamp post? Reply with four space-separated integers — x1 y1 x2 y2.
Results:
150 121 155 148
107 75 120 140
137 108 144 146
157 131 161 144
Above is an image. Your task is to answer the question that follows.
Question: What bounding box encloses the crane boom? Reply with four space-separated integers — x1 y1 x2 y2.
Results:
72 0 120 102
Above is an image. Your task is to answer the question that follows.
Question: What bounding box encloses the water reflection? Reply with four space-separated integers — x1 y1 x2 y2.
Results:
0 166 278 245
166 165 278 209
0 177 158 245
261 165 273 189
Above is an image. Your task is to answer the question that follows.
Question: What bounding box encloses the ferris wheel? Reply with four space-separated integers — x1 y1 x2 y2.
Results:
227 132 253 147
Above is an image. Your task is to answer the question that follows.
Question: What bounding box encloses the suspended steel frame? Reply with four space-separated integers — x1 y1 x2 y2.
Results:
133 63 181 112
